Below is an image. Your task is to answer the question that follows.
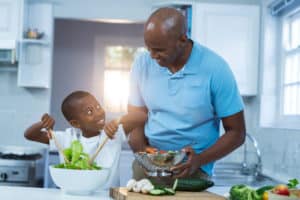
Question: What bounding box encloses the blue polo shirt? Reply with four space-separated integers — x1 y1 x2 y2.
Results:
128 41 244 176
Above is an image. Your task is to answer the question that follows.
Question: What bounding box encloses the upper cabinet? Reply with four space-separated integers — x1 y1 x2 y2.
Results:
0 0 53 88
192 3 260 96
17 1 54 88
0 0 22 48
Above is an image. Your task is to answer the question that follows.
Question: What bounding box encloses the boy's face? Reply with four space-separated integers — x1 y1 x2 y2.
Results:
72 94 105 137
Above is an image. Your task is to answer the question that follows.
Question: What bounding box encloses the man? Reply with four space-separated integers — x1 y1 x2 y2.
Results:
128 7 246 180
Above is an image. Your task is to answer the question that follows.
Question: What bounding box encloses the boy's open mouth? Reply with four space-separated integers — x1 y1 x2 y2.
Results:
96 119 105 125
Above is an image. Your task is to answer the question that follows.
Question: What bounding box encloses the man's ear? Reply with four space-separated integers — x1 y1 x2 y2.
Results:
69 120 80 129
179 34 188 42
178 34 188 47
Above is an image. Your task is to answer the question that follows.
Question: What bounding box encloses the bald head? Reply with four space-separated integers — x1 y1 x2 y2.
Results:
145 7 186 39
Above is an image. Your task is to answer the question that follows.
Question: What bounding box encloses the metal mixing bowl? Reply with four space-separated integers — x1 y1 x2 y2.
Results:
147 151 186 167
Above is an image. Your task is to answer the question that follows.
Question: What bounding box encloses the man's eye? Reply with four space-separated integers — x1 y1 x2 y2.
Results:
87 110 92 115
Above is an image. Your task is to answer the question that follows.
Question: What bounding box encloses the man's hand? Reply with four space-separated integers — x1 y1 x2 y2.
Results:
170 147 200 178
104 118 120 139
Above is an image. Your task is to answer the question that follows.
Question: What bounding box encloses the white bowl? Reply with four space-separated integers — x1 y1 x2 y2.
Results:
49 165 110 195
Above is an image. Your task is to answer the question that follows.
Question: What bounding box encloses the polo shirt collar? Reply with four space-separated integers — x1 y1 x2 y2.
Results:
182 41 202 75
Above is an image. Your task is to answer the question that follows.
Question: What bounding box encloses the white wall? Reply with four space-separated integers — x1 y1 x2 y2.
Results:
0 71 50 147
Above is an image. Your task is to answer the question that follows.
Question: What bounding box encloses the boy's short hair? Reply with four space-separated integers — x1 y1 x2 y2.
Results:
61 90 91 121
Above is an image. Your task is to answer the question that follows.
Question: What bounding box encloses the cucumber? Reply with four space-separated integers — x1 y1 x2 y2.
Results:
256 185 274 195
149 189 166 196
163 188 176 195
173 178 214 192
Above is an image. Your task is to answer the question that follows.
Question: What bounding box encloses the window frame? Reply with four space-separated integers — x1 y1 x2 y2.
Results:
276 8 300 129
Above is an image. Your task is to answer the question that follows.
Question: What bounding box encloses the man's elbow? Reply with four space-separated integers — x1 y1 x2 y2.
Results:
236 130 246 147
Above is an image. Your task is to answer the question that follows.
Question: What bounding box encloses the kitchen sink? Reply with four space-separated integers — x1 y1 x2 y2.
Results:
211 162 280 187
211 133 281 187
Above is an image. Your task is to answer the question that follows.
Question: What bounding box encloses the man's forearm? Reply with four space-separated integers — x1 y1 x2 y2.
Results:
197 129 245 166
120 111 147 132
128 126 148 152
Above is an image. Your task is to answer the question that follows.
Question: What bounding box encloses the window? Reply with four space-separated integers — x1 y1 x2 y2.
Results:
260 4 300 129
281 11 300 116
103 46 145 113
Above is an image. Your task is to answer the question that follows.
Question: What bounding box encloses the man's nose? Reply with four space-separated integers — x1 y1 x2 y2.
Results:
150 51 159 59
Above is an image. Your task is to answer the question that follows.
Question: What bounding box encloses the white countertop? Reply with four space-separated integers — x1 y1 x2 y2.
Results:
0 186 111 200
0 185 230 200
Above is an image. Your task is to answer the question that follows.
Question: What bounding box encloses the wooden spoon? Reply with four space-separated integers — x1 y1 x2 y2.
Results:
88 136 109 165
88 117 122 165
48 129 70 164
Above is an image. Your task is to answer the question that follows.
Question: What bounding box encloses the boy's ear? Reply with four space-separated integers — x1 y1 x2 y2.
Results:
69 120 80 129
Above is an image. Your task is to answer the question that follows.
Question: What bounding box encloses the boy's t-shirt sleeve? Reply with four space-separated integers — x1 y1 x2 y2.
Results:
128 53 146 107
211 61 244 118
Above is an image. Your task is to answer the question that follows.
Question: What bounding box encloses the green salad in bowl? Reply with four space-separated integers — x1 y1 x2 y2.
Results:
54 140 101 170
50 140 109 195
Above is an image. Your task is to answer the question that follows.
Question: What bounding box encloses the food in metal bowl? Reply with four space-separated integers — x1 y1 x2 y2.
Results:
143 147 186 167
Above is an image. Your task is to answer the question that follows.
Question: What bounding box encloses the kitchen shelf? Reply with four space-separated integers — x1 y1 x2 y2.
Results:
18 1 53 88
20 39 50 46
0 66 18 72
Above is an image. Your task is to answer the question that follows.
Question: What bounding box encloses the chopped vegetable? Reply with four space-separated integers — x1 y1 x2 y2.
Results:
287 179 299 189
149 189 166 196
163 188 176 195
126 178 173 195
230 178 300 200
256 186 274 196
54 140 101 170
126 179 136 191
230 185 261 200
230 185 255 200
145 147 157 154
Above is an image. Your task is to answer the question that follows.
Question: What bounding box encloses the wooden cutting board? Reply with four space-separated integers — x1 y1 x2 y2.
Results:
110 187 226 200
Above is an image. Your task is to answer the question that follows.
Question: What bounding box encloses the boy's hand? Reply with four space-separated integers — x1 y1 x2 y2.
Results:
104 118 120 139
41 113 55 130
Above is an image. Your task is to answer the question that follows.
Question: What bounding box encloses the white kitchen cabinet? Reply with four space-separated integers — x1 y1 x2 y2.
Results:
0 0 22 48
17 1 53 88
192 3 260 96
119 150 134 186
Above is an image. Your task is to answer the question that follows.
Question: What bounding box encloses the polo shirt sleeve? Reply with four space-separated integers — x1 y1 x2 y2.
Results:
128 53 146 107
211 60 244 118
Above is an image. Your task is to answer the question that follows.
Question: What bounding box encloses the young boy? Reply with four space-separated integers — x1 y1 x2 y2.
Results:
24 90 147 189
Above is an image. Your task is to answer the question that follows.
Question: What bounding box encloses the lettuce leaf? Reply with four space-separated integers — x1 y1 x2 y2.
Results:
54 140 102 170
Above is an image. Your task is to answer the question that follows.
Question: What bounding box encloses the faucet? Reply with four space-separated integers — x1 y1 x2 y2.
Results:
241 133 262 176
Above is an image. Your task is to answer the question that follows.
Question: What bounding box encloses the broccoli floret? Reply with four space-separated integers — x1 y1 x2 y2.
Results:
230 184 260 200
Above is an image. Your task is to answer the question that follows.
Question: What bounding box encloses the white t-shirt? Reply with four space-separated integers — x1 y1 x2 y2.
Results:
49 125 127 189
